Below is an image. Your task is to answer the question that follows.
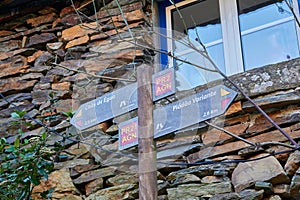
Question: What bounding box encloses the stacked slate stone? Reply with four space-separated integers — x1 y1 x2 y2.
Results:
0 0 300 199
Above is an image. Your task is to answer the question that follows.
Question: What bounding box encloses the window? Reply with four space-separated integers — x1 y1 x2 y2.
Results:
238 0 300 70
159 0 300 90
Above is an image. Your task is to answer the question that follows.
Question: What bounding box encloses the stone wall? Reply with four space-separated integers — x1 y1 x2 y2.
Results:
0 0 300 199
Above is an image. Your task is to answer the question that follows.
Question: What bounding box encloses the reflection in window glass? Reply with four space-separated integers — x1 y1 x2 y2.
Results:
171 0 224 90
238 0 300 70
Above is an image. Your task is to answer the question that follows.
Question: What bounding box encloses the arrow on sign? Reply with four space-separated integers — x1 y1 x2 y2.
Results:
221 87 230 96
118 85 237 150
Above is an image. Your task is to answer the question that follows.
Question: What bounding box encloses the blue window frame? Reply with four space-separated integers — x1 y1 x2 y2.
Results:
158 0 181 69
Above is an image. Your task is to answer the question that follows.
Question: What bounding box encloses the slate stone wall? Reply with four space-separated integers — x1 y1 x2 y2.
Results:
0 0 300 199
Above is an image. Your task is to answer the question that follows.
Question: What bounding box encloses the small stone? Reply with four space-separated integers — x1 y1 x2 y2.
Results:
30 65 51 73
267 195 282 200
89 40 136 54
14 27 28 33
100 154 132 167
54 159 90 170
111 9 145 23
296 167 300 175
247 108 300 134
20 73 43 80
0 93 31 107
106 173 138 186
65 35 89 49
158 195 168 200
85 178 104 196
0 40 21 51
31 168 82 200
0 30 15 37
0 77 37 93
54 99 73 113
46 42 63 51
27 50 44 63
273 184 290 198
166 173 201 186
255 181 273 196
239 189 264 200
209 193 241 200
52 82 71 91
289 175 300 198
34 51 54 67
40 74 57 83
238 146 264 157
57 13 81 27
26 13 57 27
73 167 117 184
60 6 76 17
70 164 100 177
0 118 17 138
55 49 65 58
0 65 29 78
53 120 70 131
232 156 289 192
225 101 242 115
202 123 249 146
26 33 57 48
85 183 137 200
202 176 230 184
214 170 229 176
61 22 98 41
31 90 51 104
0 103 34 118
97 121 110 132
95 2 143 19
65 143 89 156
34 82 51 90
105 124 119 135
284 150 300 176
167 182 232 200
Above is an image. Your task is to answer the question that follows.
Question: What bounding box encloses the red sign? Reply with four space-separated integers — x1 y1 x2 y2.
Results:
152 68 175 101
154 71 173 96
119 117 138 150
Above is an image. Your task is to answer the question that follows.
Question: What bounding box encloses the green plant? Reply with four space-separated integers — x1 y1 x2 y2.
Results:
10 109 34 132
61 108 75 118
0 110 54 200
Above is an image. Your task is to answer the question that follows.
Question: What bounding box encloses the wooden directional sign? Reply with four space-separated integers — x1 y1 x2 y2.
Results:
71 68 175 130
71 83 138 130
119 85 237 150
153 85 237 139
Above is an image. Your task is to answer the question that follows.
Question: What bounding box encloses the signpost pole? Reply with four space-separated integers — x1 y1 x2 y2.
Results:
137 64 157 200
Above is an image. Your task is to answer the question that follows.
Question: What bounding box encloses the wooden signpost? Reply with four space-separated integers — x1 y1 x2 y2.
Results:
71 66 237 200
137 65 157 200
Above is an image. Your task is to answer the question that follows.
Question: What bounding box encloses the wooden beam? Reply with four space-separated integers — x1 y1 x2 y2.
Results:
137 64 157 200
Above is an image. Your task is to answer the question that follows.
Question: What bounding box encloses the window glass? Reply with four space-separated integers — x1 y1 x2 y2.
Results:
170 0 224 90
238 0 300 70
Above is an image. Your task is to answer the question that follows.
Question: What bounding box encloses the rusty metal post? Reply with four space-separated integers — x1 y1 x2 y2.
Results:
137 64 157 200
